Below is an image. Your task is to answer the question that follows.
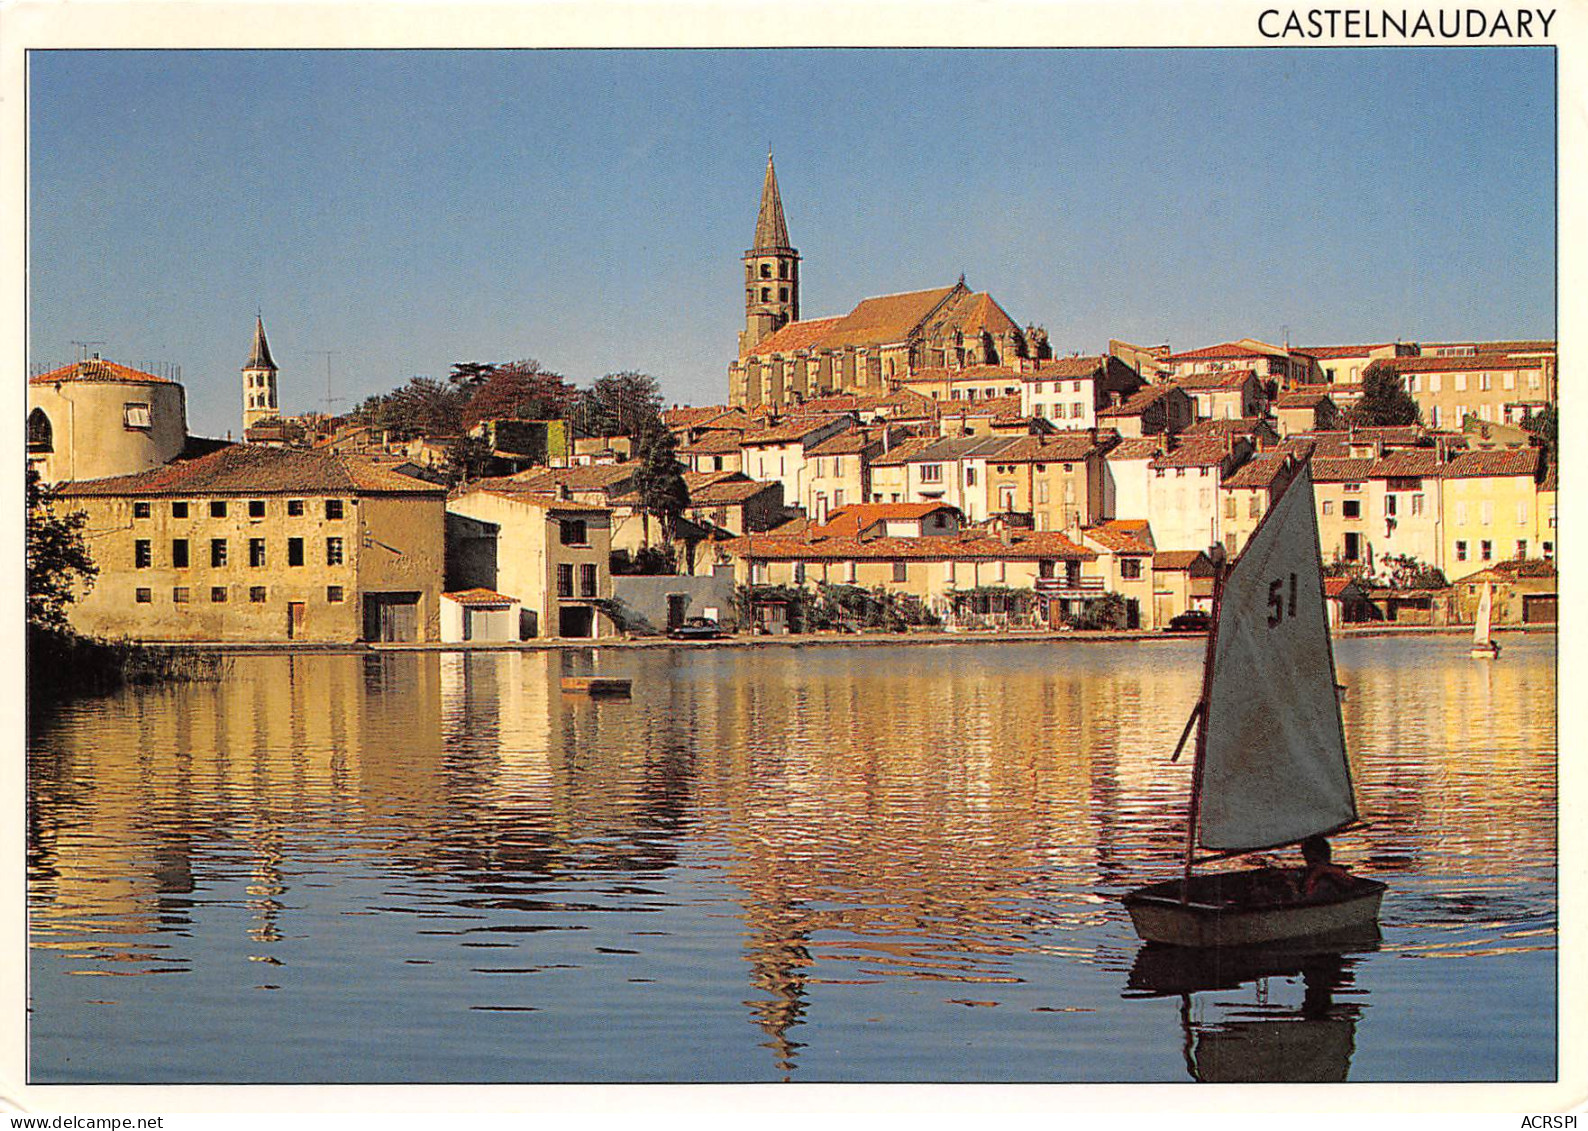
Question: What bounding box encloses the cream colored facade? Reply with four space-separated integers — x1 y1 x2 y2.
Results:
446 487 614 639
28 361 189 484
1218 454 1297 559
1395 354 1555 430
1439 457 1541 582
1365 452 1444 568
1312 459 1376 568
58 473 445 644
804 442 874 523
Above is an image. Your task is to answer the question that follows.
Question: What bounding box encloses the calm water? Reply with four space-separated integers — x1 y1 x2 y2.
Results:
26 636 1557 1083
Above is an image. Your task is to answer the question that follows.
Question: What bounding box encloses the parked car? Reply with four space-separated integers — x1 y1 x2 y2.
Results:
669 617 727 640
1165 609 1213 633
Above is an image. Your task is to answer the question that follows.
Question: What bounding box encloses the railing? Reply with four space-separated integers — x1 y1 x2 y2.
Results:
1033 576 1105 595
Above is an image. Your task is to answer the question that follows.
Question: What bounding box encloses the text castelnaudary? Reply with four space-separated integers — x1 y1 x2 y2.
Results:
1259 8 1555 37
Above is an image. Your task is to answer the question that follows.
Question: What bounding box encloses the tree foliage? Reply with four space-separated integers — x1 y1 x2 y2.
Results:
462 360 578 431
575 371 664 439
360 376 470 439
632 425 690 546
1346 362 1422 427
445 435 501 484
27 468 97 630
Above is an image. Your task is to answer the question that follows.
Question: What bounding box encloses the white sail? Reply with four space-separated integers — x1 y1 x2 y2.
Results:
1196 462 1357 852
1474 582 1493 647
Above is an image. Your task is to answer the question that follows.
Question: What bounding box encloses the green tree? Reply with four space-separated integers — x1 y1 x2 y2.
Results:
1522 404 1557 466
632 424 690 549
367 376 471 438
1346 362 1422 427
26 468 97 630
575 371 665 440
445 435 499 483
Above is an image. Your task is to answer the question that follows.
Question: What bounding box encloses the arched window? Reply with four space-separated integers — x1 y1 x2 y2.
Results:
27 407 52 452
779 262 788 279
761 287 770 302
760 264 771 279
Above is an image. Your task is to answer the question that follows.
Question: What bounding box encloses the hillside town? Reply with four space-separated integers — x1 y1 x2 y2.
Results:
26 155 1559 647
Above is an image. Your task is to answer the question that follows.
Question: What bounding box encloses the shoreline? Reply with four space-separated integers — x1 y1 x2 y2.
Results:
130 622 1556 656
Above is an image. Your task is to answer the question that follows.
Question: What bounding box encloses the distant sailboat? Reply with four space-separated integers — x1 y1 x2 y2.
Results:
1470 581 1501 659
1123 461 1385 948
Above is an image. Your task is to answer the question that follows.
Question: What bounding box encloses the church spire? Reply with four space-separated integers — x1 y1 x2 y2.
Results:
753 152 792 251
246 315 277 371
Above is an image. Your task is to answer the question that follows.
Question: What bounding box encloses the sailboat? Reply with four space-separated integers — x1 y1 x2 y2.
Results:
1470 581 1501 658
1123 461 1386 948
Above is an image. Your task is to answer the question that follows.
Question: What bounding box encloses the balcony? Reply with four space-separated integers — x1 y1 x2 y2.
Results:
1034 575 1105 597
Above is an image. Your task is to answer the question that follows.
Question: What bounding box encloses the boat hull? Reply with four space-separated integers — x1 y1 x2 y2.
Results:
1123 869 1386 949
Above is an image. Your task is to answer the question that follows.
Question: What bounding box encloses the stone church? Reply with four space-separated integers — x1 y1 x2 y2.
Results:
728 155 1052 410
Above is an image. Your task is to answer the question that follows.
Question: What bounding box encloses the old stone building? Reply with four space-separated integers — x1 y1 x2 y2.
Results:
729 155 1051 410
56 445 446 643
28 358 190 484
242 316 281 433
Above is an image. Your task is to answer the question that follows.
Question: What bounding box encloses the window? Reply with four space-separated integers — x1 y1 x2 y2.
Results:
1455 502 1468 525
1224 496 1236 519
1543 541 1554 559
210 539 227 567
1343 500 1360 519
1503 372 1515 390
135 539 152 568
1385 494 1397 517
1121 558 1142 580
1456 540 1468 562
965 467 977 486
250 586 267 603
1481 540 1492 561
326 537 344 566
249 500 266 518
579 563 598 597
288 538 304 567
172 539 190 568
243 538 263 568
133 501 151 519
27 408 53 452
135 587 151 603
172 587 190 604
1481 501 1493 526
1479 373 1491 391
557 563 574 597
325 500 344 520
1411 493 1424 516
208 501 227 518
779 288 788 302
210 586 228 603
843 561 857 583
124 402 152 430
1249 495 1262 518
327 586 345 603
760 263 771 279
1517 500 1528 524
1516 540 1528 559
761 287 770 302
1322 500 1334 515
287 500 304 517
1072 402 1085 418
560 519 588 546
172 501 189 518
892 561 907 582
793 562 806 584
1429 374 1441 393
1455 373 1468 392
921 464 943 484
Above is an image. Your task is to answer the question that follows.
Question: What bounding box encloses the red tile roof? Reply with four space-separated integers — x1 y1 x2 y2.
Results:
1369 449 1443 477
443 588 519 607
686 475 780 506
1439 448 1542 479
744 316 845 358
1222 453 1292 489
1098 384 1179 417
1275 391 1335 408
742 417 850 446
806 430 879 457
1165 342 1281 362
815 502 959 536
1310 457 1376 482
987 432 1114 462
1107 437 1166 460
1153 550 1215 572
662 404 734 429
1293 344 1403 360
1386 354 1549 373
30 358 177 386
1172 368 1260 391
1086 519 1155 556
680 430 746 456
1150 440 1235 469
58 445 445 496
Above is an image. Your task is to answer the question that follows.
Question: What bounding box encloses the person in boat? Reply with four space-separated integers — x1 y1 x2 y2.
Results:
1299 835 1354 900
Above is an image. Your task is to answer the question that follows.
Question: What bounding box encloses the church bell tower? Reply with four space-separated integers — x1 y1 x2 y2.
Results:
739 153 800 357
242 315 280 433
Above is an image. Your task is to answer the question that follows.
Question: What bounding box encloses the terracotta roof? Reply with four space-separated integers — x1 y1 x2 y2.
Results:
443 588 518 607
807 430 879 457
680 430 746 456
1275 391 1334 408
1098 384 1178 417
510 464 636 492
987 432 1114 462
726 527 1094 563
1180 417 1273 440
30 358 177 386
821 286 961 350
867 436 940 468
1417 339 1556 354
746 316 845 358
952 291 1022 338
1540 464 1557 492
904 363 1023 385
1386 354 1549 373
742 417 849 446
663 404 735 429
940 394 1023 419
686 476 779 506
1222 453 1292 489
1153 550 1214 572
877 434 1017 466
1107 437 1165 460
1173 368 1260 391
1086 519 1154 556
1439 448 1542 479
1310 457 1376 482
1369 449 1443 478
57 445 445 497
815 502 960 536
1165 342 1282 362
462 482 613 513
1459 558 1556 583
1323 577 1354 598
1150 440 1235 469
1293 344 1403 360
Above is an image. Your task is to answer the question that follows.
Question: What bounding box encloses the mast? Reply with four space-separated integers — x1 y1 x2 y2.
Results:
1183 561 1224 887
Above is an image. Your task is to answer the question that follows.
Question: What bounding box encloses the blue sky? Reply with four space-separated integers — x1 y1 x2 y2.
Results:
28 48 1555 437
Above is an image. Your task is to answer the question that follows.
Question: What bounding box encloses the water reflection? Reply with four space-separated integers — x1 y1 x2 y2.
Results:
1125 932 1376 1082
26 636 1556 1082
